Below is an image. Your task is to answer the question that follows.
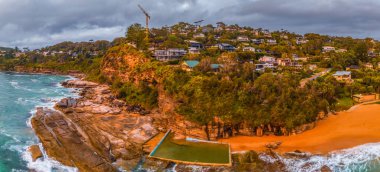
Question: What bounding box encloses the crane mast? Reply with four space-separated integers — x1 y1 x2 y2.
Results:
138 4 150 44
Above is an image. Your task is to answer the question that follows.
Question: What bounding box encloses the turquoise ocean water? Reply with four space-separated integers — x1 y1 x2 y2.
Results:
0 72 77 172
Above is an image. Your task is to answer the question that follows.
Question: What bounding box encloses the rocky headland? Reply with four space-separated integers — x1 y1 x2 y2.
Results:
31 79 160 171
29 79 296 172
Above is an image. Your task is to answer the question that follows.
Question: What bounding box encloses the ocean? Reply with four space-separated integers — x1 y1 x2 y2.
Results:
0 72 77 172
260 143 380 172
1 71 380 172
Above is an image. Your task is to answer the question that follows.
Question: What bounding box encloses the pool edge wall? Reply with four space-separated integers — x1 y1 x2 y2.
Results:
148 130 232 167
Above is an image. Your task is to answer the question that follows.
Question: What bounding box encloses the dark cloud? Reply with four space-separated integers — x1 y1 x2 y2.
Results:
0 0 379 49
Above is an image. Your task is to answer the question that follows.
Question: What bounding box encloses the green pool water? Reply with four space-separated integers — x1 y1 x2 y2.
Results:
150 134 230 165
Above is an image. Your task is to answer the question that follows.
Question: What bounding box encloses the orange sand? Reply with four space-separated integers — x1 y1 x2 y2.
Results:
220 103 380 154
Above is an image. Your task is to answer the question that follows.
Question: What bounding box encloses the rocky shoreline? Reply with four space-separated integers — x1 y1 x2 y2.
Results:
29 79 160 171
25 77 334 172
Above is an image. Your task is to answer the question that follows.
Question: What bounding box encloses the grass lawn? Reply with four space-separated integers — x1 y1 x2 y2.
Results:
150 133 230 165
336 97 355 111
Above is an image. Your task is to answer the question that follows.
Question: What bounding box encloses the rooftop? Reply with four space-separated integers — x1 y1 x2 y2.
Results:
184 60 200 68
333 71 351 76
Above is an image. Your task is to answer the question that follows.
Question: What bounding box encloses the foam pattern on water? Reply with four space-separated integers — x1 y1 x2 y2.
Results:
259 143 380 172
0 72 79 172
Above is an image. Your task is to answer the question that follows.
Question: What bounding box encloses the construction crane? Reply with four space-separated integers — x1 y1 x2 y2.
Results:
138 4 151 43
194 20 204 28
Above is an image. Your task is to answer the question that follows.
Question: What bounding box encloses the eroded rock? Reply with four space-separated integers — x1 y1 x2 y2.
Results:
28 145 43 162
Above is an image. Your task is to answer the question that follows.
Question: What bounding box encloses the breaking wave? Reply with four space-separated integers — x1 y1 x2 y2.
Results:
260 143 380 172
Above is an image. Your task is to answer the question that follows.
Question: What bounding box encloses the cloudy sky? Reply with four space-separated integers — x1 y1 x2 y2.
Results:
1 0 380 49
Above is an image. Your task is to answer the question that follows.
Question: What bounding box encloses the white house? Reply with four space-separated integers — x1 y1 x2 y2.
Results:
217 43 236 51
255 63 275 71
237 36 250 42
266 39 277 45
333 71 352 83
322 46 336 52
243 47 255 52
154 49 187 61
193 33 205 38
296 39 308 45
252 39 265 44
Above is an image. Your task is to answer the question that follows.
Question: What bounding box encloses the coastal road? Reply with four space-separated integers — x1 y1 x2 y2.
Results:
300 68 331 88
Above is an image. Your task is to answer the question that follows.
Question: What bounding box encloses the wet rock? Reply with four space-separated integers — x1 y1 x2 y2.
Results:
62 80 98 88
142 158 170 172
284 151 310 159
321 165 332 172
115 158 141 172
57 97 77 108
31 108 117 172
28 145 43 162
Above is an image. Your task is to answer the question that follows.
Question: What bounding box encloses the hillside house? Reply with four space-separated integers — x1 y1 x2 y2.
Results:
252 39 265 45
15 52 25 57
333 71 352 83
346 65 360 71
281 34 289 39
368 50 378 57
242 47 255 52
259 56 276 64
154 49 187 61
296 39 308 45
308 64 318 71
266 39 277 45
336 49 347 53
0 50 6 56
364 63 374 70
237 36 250 42
255 63 275 72
202 26 214 33
253 30 260 36
188 47 200 54
277 58 292 66
262 30 271 37
215 22 225 32
193 33 205 38
189 41 203 49
188 41 203 54
211 64 221 72
217 43 235 51
322 46 336 53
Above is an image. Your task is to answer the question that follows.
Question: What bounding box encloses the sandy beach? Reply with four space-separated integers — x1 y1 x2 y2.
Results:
220 103 380 154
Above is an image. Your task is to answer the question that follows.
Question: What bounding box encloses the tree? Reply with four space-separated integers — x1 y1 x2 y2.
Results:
355 42 369 62
126 23 147 50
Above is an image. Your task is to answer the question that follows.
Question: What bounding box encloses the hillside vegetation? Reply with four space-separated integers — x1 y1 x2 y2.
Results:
2 22 380 139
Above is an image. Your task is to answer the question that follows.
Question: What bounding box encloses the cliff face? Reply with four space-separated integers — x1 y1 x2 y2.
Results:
100 45 211 140
101 45 156 84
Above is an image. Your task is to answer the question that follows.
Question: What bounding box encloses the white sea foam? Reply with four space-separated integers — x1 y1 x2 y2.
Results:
10 80 33 91
260 143 380 172
19 76 81 172
10 81 20 88
22 143 78 172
